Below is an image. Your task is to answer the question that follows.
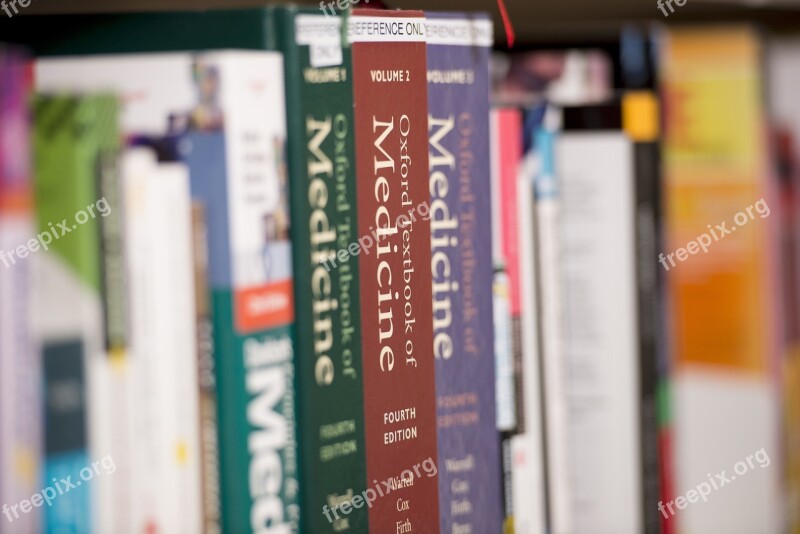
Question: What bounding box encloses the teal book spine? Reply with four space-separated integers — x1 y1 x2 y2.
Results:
265 9 369 533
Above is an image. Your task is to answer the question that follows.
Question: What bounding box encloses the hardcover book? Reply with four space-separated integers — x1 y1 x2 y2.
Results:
349 9 441 533
424 13 502 534
265 9 368 533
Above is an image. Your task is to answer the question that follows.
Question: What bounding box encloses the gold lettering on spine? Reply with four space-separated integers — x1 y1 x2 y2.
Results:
307 116 338 385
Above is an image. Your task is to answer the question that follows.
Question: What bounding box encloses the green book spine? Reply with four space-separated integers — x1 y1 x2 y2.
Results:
266 8 368 534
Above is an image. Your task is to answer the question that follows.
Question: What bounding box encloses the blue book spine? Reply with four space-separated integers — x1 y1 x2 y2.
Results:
425 13 503 534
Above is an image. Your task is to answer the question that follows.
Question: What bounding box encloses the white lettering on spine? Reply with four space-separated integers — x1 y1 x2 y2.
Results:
428 114 458 359
246 356 289 533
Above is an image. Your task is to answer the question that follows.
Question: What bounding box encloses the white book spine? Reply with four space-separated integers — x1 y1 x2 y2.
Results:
557 133 640 534
0 214 40 534
123 148 163 534
154 162 202 534
513 155 548 534
535 175 574 534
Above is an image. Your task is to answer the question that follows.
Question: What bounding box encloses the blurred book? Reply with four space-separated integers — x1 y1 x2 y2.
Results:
0 46 40 534
768 34 800 534
659 25 781 534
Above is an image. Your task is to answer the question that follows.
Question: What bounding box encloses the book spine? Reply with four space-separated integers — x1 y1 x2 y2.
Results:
532 123 572 534
0 218 38 534
191 201 221 534
489 110 517 435
425 15 502 534
157 161 203 533
181 52 299 534
495 110 526 434
490 108 520 533
91 100 130 534
96 103 126 354
350 10 441 533
0 49 40 534
121 147 160 534
42 341 91 534
623 91 663 534
271 10 369 533
660 28 780 532
557 129 639 533
513 150 547 534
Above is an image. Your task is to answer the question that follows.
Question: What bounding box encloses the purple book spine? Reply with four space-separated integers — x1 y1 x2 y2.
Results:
0 48 30 193
425 14 502 534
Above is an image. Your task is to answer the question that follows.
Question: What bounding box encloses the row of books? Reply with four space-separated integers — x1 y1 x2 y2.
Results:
0 7 798 534
0 8 499 534
490 26 792 534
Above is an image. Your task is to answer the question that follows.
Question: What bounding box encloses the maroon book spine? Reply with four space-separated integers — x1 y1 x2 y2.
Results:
350 9 441 533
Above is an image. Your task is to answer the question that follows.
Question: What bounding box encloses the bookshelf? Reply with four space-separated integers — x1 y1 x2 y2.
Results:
2 2 797 533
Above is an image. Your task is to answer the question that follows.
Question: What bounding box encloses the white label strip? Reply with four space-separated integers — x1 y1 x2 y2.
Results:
296 14 342 45
347 15 427 43
424 18 493 47
296 15 344 68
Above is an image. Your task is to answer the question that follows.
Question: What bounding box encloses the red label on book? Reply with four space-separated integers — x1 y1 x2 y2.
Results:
234 279 294 333
351 9 441 533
